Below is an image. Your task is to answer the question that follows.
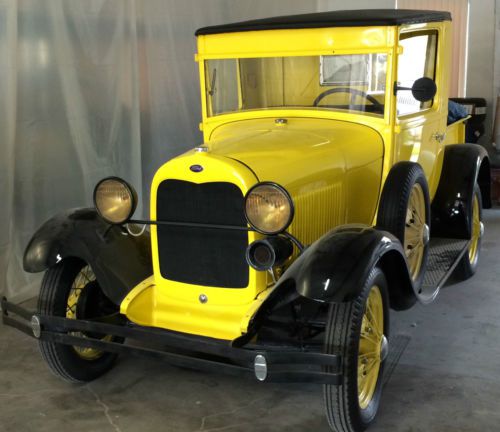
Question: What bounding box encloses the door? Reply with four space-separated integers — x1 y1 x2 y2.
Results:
395 29 447 199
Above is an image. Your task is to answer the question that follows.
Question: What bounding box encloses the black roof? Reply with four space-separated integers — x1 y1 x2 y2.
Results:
195 9 451 36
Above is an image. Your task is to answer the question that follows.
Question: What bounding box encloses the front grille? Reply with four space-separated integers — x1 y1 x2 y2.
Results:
156 179 249 288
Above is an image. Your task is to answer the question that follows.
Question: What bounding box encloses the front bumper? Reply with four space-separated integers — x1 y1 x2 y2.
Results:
1 297 341 385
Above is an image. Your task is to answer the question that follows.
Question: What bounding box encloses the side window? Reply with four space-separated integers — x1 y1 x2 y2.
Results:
397 31 438 116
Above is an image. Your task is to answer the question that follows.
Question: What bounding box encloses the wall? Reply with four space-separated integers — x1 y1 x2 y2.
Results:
493 0 500 148
317 0 394 9
496 0 500 100
467 0 496 155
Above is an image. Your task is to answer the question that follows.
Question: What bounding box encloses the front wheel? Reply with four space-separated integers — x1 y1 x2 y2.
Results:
377 162 430 290
323 267 390 432
37 258 121 383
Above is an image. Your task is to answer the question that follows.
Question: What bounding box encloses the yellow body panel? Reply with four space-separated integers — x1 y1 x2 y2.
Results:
122 153 266 339
443 117 469 146
208 117 384 233
120 276 275 340
196 27 395 59
122 20 460 340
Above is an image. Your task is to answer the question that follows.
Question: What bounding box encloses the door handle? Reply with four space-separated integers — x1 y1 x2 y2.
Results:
432 132 446 143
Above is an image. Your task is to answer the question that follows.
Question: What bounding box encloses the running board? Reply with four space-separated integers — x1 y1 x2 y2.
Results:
419 238 469 303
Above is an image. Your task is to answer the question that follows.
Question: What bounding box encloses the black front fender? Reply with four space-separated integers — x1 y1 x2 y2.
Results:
237 225 416 344
23 208 152 305
279 225 415 305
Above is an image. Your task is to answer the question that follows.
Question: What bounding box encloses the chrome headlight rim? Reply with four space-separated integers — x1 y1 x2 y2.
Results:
244 182 294 235
93 176 138 225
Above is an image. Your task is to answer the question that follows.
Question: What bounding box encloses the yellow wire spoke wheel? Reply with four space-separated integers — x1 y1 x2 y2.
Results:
468 193 481 265
455 185 483 281
324 267 389 432
66 265 112 360
404 183 426 281
357 285 384 409
376 162 430 292
38 259 120 382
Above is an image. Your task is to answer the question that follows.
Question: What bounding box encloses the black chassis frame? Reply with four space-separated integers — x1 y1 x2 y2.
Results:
1 297 341 385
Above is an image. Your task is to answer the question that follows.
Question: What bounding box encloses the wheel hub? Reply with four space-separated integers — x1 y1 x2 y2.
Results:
469 194 482 264
75 280 101 320
404 183 426 281
358 285 384 410
380 335 389 362
422 223 430 246
66 265 113 361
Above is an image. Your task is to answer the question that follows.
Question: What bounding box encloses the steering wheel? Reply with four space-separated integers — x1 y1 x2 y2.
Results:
313 87 384 112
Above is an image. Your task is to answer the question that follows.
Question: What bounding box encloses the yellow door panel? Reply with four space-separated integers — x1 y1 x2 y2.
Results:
396 112 446 199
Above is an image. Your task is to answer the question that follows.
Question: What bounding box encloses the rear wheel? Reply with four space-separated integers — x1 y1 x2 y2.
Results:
323 267 390 432
37 258 120 382
454 184 483 280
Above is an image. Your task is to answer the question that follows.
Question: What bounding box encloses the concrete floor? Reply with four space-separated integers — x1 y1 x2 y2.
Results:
2 210 500 432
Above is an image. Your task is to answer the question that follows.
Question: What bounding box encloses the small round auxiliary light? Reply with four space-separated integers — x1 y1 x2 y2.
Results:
244 183 294 235
246 236 294 271
250 243 274 269
93 177 137 224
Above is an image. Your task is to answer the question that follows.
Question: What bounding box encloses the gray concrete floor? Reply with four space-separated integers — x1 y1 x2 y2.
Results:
2 210 500 432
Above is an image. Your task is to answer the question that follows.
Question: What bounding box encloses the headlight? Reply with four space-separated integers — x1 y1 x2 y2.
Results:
244 183 294 235
93 177 137 224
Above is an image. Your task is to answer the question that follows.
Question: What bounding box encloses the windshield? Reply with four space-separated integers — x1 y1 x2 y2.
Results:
205 54 388 117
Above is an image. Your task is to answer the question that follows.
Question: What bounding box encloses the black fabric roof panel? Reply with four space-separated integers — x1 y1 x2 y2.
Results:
195 9 451 36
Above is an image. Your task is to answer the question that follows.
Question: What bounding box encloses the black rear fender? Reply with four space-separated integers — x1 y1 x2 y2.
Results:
23 208 152 305
432 144 491 239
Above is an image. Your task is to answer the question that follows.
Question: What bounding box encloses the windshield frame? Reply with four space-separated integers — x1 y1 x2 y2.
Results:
201 50 393 124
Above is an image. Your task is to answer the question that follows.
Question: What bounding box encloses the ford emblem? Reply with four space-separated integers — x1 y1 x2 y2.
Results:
190 164 203 173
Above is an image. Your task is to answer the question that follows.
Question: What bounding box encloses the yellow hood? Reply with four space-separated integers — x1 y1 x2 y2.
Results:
207 117 384 190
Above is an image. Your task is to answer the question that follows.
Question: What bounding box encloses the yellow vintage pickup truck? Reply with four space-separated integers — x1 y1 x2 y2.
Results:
2 9 491 432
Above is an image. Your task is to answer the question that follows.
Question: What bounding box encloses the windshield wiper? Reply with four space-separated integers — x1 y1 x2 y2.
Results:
208 68 217 96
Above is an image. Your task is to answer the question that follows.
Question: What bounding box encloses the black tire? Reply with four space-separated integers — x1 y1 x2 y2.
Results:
323 267 390 432
454 184 483 280
377 162 430 289
37 258 119 383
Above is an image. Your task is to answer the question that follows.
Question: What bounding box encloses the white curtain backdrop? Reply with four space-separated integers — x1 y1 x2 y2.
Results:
0 0 392 302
